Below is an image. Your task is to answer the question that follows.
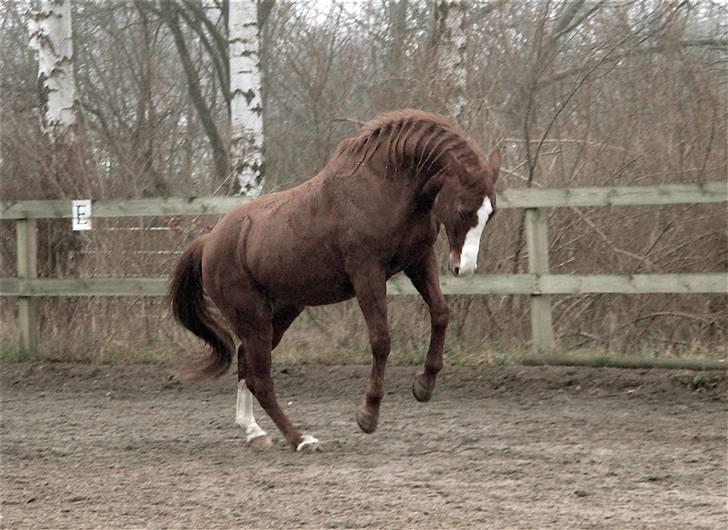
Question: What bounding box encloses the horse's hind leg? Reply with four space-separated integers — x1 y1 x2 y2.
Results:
243 329 319 451
235 297 317 451
212 274 314 451
235 304 303 448
405 249 449 402
235 344 273 448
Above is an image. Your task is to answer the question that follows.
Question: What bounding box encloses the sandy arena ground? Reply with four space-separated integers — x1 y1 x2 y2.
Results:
1 362 726 529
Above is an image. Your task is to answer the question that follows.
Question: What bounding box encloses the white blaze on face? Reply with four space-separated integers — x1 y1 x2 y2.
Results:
459 196 493 275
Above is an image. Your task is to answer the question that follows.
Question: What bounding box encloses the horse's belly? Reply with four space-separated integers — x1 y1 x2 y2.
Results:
254 250 355 306
268 274 354 306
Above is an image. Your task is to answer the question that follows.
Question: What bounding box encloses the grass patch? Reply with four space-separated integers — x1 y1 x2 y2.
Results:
493 353 520 366
0 345 43 363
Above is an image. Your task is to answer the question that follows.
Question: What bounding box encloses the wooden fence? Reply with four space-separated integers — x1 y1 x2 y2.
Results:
2 182 727 355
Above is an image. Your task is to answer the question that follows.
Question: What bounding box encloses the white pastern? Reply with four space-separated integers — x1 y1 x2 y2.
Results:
235 380 268 442
296 434 321 452
460 196 493 274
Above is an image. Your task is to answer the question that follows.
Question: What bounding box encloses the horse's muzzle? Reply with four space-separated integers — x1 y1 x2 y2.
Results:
449 251 476 277
448 254 458 276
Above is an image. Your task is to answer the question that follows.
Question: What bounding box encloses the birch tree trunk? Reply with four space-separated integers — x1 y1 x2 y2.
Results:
435 0 467 121
229 0 264 196
28 0 77 139
27 0 82 281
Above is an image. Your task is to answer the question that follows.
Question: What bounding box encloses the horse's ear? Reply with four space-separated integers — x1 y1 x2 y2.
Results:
487 146 502 184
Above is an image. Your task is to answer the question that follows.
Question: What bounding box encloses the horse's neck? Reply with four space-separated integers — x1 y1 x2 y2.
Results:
416 170 450 212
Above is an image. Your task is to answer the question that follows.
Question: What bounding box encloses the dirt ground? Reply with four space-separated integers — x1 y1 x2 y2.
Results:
1 362 726 529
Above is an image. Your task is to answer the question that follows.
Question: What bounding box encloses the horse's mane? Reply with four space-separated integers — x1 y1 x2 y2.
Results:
330 109 488 190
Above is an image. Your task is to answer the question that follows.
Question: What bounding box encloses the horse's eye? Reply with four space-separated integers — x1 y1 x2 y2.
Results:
459 208 474 221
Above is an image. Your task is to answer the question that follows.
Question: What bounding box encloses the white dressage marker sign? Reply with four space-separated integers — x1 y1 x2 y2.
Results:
72 200 92 231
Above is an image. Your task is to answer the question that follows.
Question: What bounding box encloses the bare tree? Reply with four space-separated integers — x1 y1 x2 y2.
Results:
158 0 229 189
229 0 264 195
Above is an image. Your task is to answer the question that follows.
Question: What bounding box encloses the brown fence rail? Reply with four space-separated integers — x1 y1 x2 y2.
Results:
2 182 727 355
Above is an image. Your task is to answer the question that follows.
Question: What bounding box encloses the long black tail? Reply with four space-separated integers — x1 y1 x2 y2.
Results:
168 235 234 381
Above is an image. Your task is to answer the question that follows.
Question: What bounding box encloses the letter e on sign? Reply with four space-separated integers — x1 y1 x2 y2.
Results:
72 200 92 231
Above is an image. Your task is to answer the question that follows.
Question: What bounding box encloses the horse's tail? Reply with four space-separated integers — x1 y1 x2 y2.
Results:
168 235 235 381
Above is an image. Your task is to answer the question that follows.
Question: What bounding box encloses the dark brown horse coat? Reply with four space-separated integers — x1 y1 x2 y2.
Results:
170 109 500 450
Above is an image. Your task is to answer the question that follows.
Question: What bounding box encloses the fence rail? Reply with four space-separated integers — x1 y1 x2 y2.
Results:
2 273 725 298
2 182 727 354
1 182 726 219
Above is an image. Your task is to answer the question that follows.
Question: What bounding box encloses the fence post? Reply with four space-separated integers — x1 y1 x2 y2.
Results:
525 208 555 353
16 219 38 354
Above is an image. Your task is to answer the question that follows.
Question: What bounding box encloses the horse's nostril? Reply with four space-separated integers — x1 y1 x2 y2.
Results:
453 266 460 276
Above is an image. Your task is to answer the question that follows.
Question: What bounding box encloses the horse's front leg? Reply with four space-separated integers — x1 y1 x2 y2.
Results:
350 263 391 434
405 249 449 402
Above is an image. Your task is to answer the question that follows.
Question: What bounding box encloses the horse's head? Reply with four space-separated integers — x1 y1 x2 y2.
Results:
435 148 500 276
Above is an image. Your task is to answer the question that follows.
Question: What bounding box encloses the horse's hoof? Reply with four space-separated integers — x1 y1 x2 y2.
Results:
412 375 434 402
247 434 274 449
296 434 321 452
356 408 378 434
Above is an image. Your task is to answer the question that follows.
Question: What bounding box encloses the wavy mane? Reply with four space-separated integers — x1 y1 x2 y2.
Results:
329 109 488 191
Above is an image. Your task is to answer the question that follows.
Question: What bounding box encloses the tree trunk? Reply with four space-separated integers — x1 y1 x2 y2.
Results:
229 0 264 196
160 2 230 190
133 5 168 197
29 0 77 139
387 0 408 108
28 0 83 283
434 0 467 121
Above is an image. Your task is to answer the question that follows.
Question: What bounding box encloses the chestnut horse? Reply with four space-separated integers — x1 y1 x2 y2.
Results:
169 109 500 451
